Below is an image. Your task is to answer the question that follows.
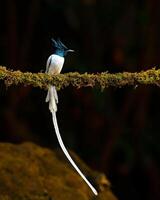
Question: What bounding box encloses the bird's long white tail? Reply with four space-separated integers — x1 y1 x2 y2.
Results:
51 111 98 195
46 85 98 195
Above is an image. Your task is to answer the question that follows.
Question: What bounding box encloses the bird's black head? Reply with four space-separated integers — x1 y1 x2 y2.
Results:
51 38 74 57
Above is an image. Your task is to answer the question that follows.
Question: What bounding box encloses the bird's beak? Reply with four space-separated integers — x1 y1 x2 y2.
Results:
67 49 74 52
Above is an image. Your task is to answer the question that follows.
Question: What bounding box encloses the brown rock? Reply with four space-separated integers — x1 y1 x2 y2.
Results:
0 142 118 200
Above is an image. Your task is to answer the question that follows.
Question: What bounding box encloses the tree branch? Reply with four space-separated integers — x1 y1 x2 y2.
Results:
0 66 160 90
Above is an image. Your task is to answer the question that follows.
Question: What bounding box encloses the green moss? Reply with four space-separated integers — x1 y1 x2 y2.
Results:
1 66 160 90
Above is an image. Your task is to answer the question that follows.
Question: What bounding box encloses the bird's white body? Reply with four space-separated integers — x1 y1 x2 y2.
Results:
45 54 64 113
46 54 64 74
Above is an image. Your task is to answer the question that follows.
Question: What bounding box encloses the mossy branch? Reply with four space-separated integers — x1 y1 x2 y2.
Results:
0 66 160 90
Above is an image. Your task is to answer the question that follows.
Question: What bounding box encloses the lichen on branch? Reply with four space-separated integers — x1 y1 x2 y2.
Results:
0 66 160 90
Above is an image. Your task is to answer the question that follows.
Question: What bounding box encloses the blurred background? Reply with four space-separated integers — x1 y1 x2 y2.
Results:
0 0 160 200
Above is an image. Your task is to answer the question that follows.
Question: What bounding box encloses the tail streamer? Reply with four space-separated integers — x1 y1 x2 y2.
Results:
51 111 98 195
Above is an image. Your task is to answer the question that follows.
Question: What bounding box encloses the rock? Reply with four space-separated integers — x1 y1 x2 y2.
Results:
0 142 118 200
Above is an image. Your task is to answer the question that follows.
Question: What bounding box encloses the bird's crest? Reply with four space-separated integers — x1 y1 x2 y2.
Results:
51 38 68 50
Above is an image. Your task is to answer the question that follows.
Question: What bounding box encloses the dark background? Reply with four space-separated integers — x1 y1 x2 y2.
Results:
0 0 160 200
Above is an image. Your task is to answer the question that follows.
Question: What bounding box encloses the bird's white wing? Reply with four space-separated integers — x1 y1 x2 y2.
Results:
45 55 52 73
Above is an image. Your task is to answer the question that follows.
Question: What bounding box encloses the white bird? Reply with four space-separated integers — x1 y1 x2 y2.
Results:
45 38 98 196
